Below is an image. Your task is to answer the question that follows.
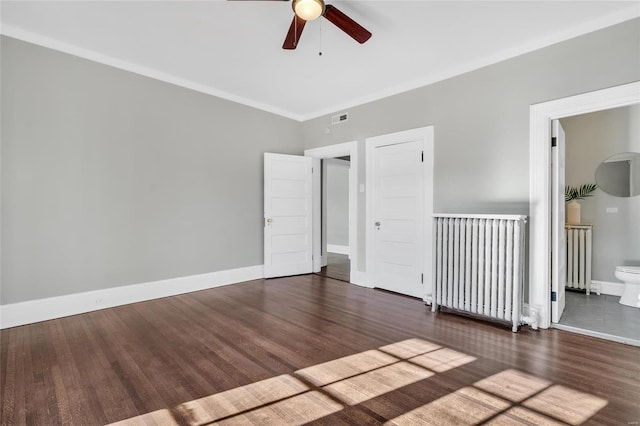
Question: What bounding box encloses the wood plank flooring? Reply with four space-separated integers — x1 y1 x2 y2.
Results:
1 274 639 425
315 253 350 282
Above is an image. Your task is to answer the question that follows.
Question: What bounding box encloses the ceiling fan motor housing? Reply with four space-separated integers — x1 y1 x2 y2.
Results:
292 0 325 21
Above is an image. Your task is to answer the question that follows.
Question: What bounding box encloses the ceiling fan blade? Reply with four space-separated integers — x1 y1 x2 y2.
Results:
282 15 306 49
323 4 371 44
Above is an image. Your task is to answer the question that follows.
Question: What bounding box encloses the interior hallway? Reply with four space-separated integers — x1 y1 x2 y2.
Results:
315 252 350 283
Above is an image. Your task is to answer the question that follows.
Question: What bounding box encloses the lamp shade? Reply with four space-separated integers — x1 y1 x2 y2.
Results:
292 0 325 21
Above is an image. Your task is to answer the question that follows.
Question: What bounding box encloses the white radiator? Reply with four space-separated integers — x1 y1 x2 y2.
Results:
566 224 594 295
432 214 528 332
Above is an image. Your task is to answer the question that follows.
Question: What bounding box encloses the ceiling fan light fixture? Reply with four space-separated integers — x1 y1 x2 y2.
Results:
292 0 325 21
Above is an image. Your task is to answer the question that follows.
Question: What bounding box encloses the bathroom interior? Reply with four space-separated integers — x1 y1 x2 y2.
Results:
559 104 640 343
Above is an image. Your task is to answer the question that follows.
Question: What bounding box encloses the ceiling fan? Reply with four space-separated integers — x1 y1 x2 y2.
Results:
229 0 372 50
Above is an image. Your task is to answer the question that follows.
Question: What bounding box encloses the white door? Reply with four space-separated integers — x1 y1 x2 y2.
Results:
551 120 566 322
373 140 425 298
264 153 313 278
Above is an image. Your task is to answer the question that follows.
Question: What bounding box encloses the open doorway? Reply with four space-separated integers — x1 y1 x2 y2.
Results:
529 81 640 345
319 157 351 282
305 141 359 283
555 106 640 342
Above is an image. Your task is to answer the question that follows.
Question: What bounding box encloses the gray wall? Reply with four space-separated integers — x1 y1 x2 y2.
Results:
326 159 350 248
2 18 640 305
1 36 303 304
632 156 640 195
561 105 640 283
302 18 640 273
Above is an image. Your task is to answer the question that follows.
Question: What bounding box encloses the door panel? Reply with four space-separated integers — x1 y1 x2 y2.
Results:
551 120 566 322
264 153 313 278
373 141 424 298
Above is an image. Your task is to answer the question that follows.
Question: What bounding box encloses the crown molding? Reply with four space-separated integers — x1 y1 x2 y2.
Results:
2 4 639 123
295 5 640 121
0 25 304 121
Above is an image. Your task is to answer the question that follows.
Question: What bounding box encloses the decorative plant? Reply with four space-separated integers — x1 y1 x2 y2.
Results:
565 183 597 202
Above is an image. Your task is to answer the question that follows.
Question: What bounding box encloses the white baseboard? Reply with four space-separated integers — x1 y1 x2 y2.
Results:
591 280 624 296
350 270 371 288
0 265 264 329
552 323 640 347
327 244 349 255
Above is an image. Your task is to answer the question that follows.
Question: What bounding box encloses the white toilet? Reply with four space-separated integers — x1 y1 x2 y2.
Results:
615 266 640 308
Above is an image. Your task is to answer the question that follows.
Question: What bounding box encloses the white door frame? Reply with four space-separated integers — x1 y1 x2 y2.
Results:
304 141 359 281
366 126 434 301
550 120 566 323
529 81 640 329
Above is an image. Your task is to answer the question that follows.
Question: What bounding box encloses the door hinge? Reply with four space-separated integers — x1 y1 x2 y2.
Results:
421 151 424 162
421 273 424 284
551 137 557 147
551 291 557 302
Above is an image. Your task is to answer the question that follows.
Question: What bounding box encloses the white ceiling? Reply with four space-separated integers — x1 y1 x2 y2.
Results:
1 1 638 121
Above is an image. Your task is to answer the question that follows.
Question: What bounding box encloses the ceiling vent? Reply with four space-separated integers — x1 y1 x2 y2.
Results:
331 113 349 125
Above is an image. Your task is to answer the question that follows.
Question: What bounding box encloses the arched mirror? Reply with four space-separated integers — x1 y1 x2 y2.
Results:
595 152 640 197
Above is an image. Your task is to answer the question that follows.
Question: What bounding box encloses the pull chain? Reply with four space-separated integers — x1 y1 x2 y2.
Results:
318 19 323 56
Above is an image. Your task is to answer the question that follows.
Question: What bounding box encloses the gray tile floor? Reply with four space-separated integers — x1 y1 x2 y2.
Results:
559 290 640 340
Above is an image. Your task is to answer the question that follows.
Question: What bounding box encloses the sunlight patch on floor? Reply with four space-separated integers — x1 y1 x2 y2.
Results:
474 369 552 402
485 407 566 425
408 347 477 373
107 338 607 426
295 349 399 386
522 385 609 425
386 368 609 426
215 391 343 425
379 338 442 359
384 386 510 425
323 361 434 406
174 374 309 425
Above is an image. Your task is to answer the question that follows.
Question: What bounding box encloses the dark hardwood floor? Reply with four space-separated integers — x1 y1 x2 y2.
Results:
1 274 639 425
315 253 350 282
